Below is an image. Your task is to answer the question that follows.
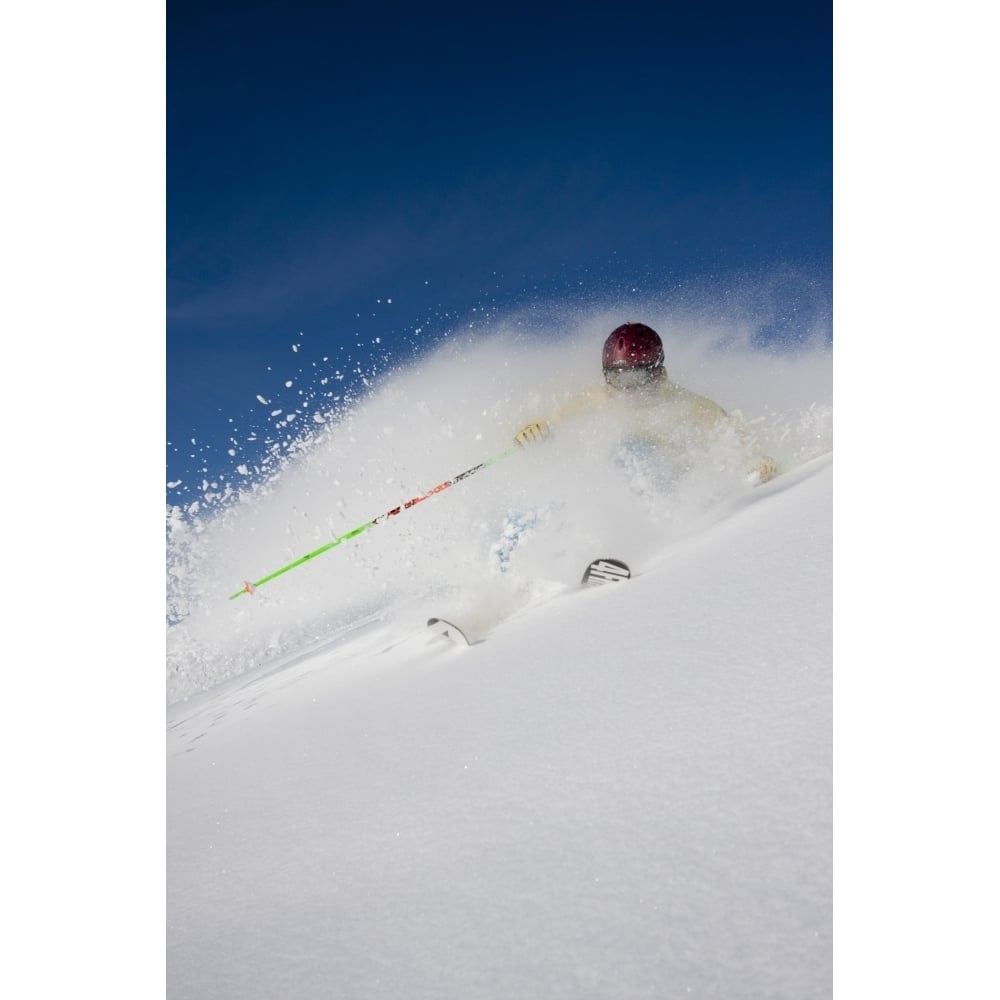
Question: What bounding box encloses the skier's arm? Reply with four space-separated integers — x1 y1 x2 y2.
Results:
717 407 777 484
725 412 778 483
678 385 778 484
513 386 607 447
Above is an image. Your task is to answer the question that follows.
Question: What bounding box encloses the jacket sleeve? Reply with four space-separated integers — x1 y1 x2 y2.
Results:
673 385 778 483
513 385 609 444
719 401 778 483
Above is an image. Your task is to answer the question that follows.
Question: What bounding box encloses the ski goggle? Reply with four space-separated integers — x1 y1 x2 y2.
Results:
603 365 663 390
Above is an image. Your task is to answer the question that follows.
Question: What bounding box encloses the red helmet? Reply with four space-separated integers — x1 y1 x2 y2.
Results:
602 323 664 385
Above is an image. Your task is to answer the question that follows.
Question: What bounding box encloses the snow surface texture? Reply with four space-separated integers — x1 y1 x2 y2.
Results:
167 308 832 998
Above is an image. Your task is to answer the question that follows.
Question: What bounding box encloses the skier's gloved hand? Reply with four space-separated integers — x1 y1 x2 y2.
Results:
514 421 550 447
747 456 778 485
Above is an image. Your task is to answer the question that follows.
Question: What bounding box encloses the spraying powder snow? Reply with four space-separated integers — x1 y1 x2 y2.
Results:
166 298 832 703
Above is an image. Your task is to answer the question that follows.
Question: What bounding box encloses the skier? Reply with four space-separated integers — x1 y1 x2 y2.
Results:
513 322 777 484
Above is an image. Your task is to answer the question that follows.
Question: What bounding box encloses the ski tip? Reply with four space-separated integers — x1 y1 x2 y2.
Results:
427 617 473 646
582 558 631 585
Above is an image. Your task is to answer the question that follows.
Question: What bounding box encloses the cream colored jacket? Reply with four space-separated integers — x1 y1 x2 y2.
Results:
516 373 777 484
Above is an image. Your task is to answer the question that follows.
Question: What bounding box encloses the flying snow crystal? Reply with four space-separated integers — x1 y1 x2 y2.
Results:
256 395 269 405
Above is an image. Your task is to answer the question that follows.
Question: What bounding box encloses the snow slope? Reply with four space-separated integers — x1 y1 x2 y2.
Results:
167 310 832 998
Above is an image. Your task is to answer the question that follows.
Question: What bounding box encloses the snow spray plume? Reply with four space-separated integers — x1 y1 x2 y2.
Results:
230 443 520 599
167 296 832 706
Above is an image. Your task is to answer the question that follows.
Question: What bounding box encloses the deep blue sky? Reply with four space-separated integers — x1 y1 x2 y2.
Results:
167 1 831 502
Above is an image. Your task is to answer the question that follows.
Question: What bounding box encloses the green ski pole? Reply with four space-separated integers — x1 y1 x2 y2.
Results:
230 443 519 599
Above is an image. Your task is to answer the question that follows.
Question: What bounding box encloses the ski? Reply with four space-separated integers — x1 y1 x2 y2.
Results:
427 617 473 646
581 558 631 585
427 559 631 646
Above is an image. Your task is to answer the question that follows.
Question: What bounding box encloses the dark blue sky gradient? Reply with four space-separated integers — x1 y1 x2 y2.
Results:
168 1 831 501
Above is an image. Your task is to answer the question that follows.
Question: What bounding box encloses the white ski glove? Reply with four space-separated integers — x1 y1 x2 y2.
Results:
514 421 550 447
